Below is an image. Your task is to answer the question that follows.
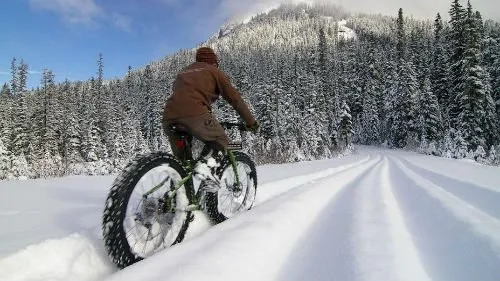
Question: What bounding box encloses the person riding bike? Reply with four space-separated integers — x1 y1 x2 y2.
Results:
162 47 259 185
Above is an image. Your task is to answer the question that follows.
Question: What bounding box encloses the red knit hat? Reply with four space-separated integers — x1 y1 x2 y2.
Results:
196 47 218 66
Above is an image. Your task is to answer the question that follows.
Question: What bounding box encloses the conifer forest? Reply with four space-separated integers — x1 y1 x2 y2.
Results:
0 1 499 179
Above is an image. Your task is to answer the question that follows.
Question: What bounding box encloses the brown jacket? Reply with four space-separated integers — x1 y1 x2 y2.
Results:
163 62 256 125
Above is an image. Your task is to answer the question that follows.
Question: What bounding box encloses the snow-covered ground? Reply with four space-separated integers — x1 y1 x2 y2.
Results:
1 147 500 281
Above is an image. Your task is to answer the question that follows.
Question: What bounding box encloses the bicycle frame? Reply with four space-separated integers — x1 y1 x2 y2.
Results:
143 121 248 212
143 149 241 212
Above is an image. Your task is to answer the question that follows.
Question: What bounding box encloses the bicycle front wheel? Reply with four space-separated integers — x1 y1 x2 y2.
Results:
205 151 257 223
102 152 194 268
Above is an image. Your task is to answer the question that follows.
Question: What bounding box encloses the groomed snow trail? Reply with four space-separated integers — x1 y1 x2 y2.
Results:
105 156 382 281
279 157 430 281
1 148 500 281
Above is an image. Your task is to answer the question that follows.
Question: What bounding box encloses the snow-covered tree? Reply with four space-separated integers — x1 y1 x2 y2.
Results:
339 101 353 147
419 77 442 143
0 139 11 179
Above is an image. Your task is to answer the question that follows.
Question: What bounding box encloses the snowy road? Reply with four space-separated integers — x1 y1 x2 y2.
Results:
1 147 500 281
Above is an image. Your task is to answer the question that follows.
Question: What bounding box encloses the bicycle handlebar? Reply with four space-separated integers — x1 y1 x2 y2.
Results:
219 122 247 131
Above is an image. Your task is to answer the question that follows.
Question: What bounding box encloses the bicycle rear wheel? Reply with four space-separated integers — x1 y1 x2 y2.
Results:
205 151 257 223
102 152 194 268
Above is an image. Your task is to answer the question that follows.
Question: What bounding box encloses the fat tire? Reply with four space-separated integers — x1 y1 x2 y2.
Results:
102 152 194 269
205 151 257 224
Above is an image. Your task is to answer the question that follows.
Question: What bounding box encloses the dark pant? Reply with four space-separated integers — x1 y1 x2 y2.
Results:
164 113 229 161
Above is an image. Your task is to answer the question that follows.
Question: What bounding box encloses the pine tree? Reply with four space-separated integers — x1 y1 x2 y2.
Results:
11 93 29 156
359 90 380 145
17 60 29 93
396 8 406 61
10 58 18 95
40 69 58 156
420 77 442 143
491 43 500 131
1 83 11 97
97 53 104 95
483 73 499 148
62 88 83 165
488 145 497 164
11 153 30 179
431 13 450 120
474 145 486 163
457 0 489 150
339 101 353 147
448 0 467 127
0 138 11 179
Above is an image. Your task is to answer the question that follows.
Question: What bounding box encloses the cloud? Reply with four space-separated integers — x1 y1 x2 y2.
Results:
30 0 103 25
112 13 133 32
30 0 138 32
0 71 41 77
215 0 500 22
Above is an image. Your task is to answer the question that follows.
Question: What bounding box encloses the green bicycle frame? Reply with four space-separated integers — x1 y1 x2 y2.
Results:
143 150 241 211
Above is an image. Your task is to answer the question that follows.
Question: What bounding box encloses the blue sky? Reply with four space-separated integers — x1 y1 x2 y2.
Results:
1 0 498 89
0 0 243 89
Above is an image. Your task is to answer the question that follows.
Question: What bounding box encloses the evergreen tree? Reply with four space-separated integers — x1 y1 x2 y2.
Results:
10 58 18 95
431 13 450 120
10 153 30 179
419 77 442 143
1 3 499 176
396 8 406 61
1 83 11 97
17 60 29 93
448 0 467 127
339 101 353 147
40 69 58 156
488 145 497 164
0 139 11 179
457 0 490 150
97 52 104 95
11 93 29 156
359 89 380 145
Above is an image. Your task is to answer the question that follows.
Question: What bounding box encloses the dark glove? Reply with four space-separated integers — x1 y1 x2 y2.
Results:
246 121 260 133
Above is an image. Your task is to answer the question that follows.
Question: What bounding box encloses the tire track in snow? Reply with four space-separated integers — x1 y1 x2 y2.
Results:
277 160 381 281
255 154 374 205
280 156 430 281
395 156 500 219
392 157 500 243
186 154 378 239
388 157 500 281
105 157 382 281
355 157 431 281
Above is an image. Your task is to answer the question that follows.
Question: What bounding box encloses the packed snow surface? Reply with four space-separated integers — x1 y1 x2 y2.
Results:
1 147 500 281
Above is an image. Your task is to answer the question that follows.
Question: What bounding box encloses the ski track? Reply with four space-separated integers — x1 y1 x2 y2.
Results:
3 149 500 281
395 156 500 219
389 157 500 281
255 155 373 204
280 157 431 281
104 156 382 281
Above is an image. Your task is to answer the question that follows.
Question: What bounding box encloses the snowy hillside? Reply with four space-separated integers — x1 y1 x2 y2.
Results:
1 147 500 281
1 2 499 181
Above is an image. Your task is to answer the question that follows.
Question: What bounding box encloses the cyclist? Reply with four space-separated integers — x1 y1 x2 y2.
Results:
162 47 259 185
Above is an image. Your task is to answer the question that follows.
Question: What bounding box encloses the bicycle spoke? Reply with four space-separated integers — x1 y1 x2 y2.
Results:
142 228 152 254
132 227 149 249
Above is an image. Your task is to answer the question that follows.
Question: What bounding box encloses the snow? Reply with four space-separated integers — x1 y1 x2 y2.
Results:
1 147 500 281
338 19 357 40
